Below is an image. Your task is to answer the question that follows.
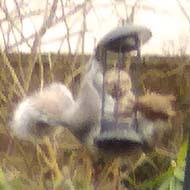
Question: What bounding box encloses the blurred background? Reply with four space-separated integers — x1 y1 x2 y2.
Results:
1 0 190 55
0 0 189 190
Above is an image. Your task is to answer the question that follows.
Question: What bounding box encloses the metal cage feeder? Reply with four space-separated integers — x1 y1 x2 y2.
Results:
93 24 152 152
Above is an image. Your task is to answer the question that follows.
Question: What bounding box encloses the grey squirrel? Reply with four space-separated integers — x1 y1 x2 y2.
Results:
104 69 176 121
104 69 176 147
10 58 176 149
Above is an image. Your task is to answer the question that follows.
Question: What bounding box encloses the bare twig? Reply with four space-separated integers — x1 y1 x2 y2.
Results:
13 0 23 30
13 0 24 46
0 6 32 50
176 0 190 31
6 33 34 51
4 1 89 52
128 0 141 23
0 22 8 51
111 0 123 22
0 10 43 23
25 0 58 91
3 0 21 52
60 0 71 54
81 1 87 55
31 0 58 54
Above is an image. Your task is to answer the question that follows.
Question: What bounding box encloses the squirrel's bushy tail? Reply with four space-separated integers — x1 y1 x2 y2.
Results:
10 83 75 140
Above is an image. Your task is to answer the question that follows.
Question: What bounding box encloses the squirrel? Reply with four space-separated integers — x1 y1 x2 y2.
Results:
104 68 176 147
10 58 103 147
11 83 75 140
135 92 176 121
104 69 176 121
10 60 176 150
104 69 135 119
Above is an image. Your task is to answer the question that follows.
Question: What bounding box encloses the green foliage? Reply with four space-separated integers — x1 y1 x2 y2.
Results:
0 168 23 190
139 140 187 190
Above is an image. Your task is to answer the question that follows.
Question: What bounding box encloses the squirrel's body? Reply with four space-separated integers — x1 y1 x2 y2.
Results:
11 83 75 140
105 69 135 118
10 59 175 149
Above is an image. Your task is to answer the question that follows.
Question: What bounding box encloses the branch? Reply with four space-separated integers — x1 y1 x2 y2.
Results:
176 0 190 29
0 6 32 50
0 10 43 23
60 0 71 54
31 0 58 54
25 0 58 91
5 1 89 52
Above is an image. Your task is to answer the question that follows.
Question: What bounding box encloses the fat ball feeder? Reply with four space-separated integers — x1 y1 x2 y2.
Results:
93 24 152 152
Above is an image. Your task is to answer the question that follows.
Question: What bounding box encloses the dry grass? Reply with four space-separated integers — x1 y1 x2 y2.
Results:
0 52 187 190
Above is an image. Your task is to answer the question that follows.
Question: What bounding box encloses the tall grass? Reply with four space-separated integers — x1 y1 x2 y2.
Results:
0 0 189 189
0 51 188 190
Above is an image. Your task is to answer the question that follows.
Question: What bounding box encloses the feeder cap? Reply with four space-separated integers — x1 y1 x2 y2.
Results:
97 24 152 53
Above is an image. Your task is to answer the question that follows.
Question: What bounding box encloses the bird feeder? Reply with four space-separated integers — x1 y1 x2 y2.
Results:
94 24 152 152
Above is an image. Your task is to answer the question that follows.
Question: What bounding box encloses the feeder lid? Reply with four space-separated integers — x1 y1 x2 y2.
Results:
97 24 152 53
